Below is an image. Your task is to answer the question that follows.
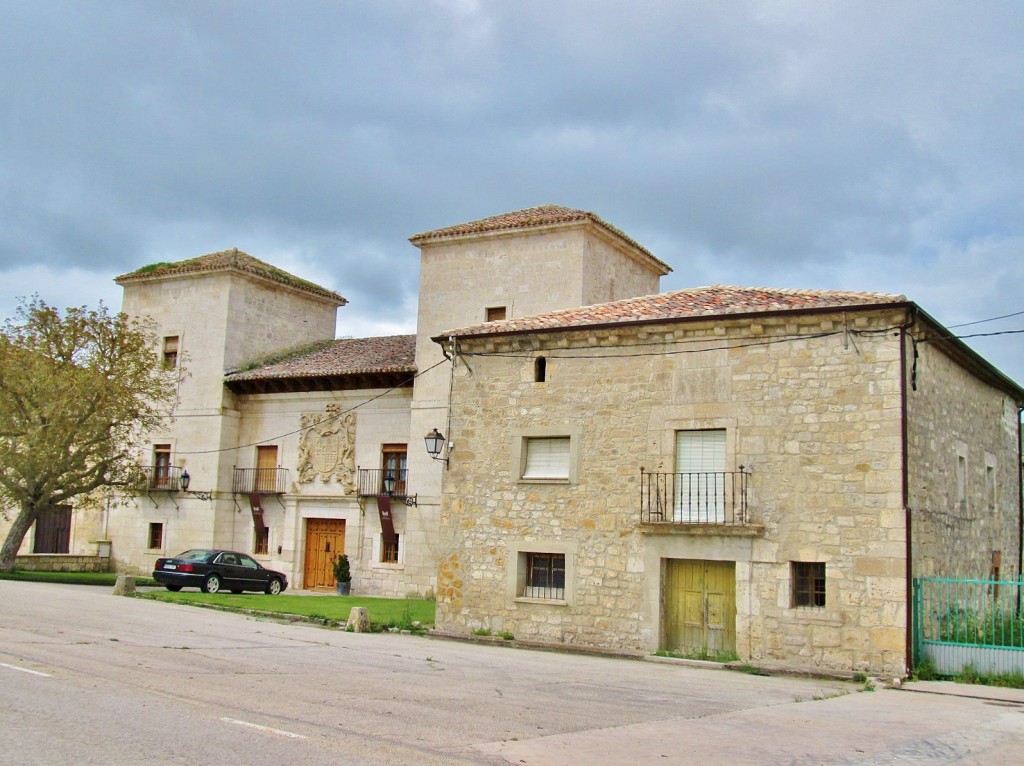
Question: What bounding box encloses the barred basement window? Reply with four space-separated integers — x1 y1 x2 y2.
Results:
792 562 826 607
523 553 565 600
148 522 163 550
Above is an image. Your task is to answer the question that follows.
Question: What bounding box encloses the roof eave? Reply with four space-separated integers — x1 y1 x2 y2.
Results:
434 300 915 345
411 218 670 275
115 265 347 307
912 306 1024 402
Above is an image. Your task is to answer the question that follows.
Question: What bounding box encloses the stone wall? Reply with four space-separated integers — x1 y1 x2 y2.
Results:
14 555 112 573
436 308 915 674
906 332 1022 579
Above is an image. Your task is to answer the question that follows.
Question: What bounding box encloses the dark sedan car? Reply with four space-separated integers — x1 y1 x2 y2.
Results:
153 549 288 595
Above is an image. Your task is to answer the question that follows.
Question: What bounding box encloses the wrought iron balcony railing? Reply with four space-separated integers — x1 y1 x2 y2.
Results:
356 468 416 506
233 467 289 495
640 468 750 525
130 465 185 492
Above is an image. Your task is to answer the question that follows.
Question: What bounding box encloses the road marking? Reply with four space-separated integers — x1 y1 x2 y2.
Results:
220 717 306 739
0 662 51 678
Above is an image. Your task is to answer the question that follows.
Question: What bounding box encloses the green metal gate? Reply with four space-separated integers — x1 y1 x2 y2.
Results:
913 577 1024 675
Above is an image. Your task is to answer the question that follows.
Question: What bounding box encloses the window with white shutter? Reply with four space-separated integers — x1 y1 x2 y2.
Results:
522 437 570 480
674 430 727 522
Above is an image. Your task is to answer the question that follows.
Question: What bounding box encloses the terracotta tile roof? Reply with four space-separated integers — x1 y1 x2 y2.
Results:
225 335 416 382
409 204 670 272
440 285 909 338
115 248 346 305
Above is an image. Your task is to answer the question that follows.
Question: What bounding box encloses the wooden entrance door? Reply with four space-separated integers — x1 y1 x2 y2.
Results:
663 559 736 657
303 518 346 589
33 506 72 553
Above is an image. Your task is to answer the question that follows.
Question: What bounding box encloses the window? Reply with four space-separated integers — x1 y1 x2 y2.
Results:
153 444 172 488
522 437 570 480
148 522 163 550
256 445 278 493
675 430 727 522
162 336 179 370
486 306 507 322
986 463 997 512
382 534 400 564
792 562 826 607
382 444 408 496
956 454 968 512
523 553 565 600
534 356 547 383
254 526 269 555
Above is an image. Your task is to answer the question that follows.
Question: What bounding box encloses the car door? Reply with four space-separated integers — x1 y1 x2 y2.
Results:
236 553 266 591
214 552 245 589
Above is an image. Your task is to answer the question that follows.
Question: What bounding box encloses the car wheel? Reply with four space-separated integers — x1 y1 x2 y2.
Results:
165 585 182 592
201 574 222 594
266 577 283 595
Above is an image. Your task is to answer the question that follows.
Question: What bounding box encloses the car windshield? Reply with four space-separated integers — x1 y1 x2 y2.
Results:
176 549 215 562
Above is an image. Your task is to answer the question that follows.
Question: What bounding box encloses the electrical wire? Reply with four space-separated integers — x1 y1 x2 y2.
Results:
158 318 1024 454
173 357 449 456
947 309 1024 329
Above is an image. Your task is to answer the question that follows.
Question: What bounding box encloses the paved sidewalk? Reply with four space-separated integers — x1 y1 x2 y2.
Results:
479 684 1024 765
902 679 1024 704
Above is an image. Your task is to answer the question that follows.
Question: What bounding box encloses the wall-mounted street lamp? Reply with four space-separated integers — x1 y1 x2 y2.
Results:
179 470 214 501
424 428 449 468
383 470 396 495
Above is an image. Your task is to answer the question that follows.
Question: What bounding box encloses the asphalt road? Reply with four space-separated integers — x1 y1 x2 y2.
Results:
1 581 1022 765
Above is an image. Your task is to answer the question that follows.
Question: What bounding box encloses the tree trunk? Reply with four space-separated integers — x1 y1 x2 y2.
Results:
0 501 39 572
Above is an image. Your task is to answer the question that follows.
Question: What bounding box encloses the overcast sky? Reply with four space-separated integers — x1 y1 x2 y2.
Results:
3 1 1023 383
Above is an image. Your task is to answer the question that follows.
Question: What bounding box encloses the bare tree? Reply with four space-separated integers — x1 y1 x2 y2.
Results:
0 298 178 570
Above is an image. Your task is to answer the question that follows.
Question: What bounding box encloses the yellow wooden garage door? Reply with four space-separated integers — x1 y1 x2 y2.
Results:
663 559 736 657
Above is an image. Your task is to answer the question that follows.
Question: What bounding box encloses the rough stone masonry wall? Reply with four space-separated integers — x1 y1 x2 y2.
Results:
436 309 912 674
906 334 1022 580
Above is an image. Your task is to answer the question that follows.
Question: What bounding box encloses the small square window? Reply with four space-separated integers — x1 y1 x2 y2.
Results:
162 336 179 370
254 526 269 555
486 306 507 322
148 523 163 550
382 534 400 564
522 437 570 480
792 562 825 607
522 553 565 600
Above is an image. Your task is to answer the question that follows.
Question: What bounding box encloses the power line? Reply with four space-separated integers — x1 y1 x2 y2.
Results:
176 358 448 454
947 309 1024 329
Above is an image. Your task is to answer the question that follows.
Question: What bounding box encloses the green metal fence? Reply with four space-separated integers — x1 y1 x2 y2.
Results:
913 577 1024 675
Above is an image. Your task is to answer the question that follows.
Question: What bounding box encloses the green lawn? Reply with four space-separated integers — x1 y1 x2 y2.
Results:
138 590 435 629
0 570 157 587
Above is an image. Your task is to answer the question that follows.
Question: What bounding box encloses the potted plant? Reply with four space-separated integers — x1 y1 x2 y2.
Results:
333 554 351 595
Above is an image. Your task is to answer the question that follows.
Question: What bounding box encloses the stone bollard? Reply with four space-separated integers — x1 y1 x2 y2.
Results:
347 606 370 632
112 574 136 596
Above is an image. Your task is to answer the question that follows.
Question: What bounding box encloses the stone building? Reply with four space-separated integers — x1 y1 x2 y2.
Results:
432 282 1023 675
7 205 1021 675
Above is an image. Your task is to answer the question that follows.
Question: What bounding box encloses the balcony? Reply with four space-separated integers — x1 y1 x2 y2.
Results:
357 468 416 506
640 468 752 528
233 467 289 495
130 465 185 492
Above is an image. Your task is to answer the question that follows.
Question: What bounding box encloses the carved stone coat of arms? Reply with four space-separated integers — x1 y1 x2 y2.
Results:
297 404 355 492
